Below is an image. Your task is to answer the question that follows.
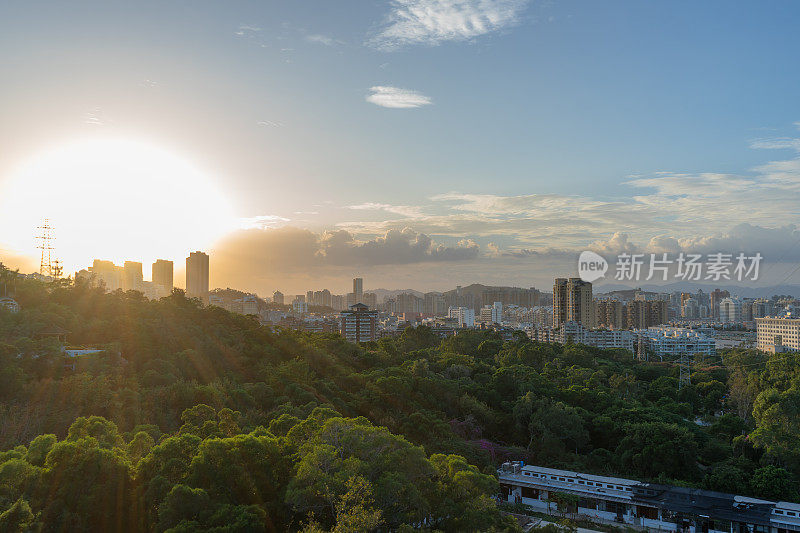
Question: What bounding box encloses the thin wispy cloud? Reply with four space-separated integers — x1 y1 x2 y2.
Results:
366 86 432 108
305 34 343 46
347 202 424 217
239 214 290 230
368 0 529 51
749 138 800 151
235 25 262 36
84 108 108 126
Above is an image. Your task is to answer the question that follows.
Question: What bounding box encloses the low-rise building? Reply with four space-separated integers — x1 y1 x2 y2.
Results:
448 306 475 328
636 327 716 358
756 308 800 353
292 298 308 315
0 297 20 313
499 462 799 532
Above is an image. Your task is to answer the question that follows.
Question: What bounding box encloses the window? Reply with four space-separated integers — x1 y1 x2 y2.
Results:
568 479 574 483
637 506 658 520
578 498 598 510
605 501 626 515
775 510 784 515
578 480 584 485
521 486 539 499
788 511 797 517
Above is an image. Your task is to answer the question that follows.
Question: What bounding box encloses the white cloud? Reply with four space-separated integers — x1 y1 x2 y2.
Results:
368 0 529 50
239 215 290 230
347 202 424 217
366 86 432 108
749 138 800 151
305 34 343 46
235 25 262 36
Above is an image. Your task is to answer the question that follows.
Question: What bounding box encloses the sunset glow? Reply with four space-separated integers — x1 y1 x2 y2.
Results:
0 138 236 276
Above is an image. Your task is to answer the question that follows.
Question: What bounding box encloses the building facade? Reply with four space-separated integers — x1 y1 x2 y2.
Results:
152 259 173 294
720 297 743 323
756 315 800 353
499 462 800 532
553 278 594 328
637 327 716 358
340 303 378 342
186 251 209 303
448 306 475 328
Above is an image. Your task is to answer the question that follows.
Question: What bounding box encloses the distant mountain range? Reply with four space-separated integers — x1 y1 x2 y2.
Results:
367 288 426 300
594 281 800 298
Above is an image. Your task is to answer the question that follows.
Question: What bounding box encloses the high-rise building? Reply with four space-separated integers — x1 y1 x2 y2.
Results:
681 297 699 318
553 278 594 328
89 260 123 291
123 261 143 291
152 259 173 294
395 293 423 314
448 306 475 328
186 251 209 303
423 292 447 316
752 299 773 319
719 297 743 323
272 291 284 305
626 300 668 329
331 294 345 311
353 277 363 303
595 299 625 329
340 303 378 342
362 292 377 310
292 297 308 315
710 289 731 319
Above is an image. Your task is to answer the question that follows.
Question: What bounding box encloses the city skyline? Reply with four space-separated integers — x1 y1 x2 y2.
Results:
1 1 800 294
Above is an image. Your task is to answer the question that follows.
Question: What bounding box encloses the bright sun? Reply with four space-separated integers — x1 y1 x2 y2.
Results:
0 138 237 276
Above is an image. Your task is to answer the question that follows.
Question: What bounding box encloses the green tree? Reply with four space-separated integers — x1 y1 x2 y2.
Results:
616 422 700 480
39 437 133 532
751 388 800 468
750 465 799 501
0 498 39 533
332 476 383 533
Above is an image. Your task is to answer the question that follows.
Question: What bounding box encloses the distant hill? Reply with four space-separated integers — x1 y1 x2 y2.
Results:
594 281 800 298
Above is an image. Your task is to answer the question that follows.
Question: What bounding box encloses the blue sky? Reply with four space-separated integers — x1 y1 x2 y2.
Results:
1 1 800 293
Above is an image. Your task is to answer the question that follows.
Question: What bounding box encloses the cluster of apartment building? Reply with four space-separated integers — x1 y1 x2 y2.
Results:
536 278 715 358
499 462 800 532
75 251 209 302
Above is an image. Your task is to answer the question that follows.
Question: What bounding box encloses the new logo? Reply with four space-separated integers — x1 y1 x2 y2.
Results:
578 251 608 282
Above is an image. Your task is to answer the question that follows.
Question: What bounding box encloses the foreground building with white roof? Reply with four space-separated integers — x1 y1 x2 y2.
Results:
499 462 800 532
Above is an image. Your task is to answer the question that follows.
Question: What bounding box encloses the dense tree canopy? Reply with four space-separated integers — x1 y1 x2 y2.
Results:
1 269 800 530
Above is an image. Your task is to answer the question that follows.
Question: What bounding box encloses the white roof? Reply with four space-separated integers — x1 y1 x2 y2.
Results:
521 464 637 486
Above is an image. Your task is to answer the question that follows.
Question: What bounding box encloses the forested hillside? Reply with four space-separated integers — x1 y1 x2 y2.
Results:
1 272 799 531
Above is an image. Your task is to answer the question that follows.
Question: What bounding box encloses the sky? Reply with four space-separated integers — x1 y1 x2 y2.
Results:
1 0 800 295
